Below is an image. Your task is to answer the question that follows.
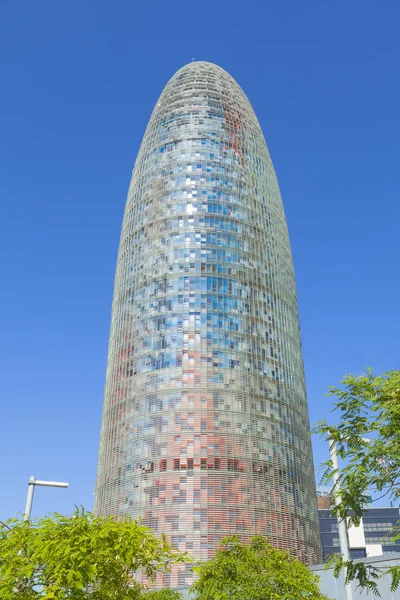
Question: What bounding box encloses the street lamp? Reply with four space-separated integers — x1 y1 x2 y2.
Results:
328 438 353 600
24 476 69 521
328 436 371 600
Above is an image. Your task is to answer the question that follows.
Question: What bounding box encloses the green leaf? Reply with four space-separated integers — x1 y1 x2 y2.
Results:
191 535 329 599
0 508 186 598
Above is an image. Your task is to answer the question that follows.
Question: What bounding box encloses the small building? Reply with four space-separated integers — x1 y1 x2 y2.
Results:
318 506 400 562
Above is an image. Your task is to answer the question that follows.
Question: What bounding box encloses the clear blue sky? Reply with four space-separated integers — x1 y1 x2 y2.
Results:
1 0 399 520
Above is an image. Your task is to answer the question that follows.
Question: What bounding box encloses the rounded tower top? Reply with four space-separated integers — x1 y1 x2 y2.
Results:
137 58 270 179
175 60 234 74
157 60 251 109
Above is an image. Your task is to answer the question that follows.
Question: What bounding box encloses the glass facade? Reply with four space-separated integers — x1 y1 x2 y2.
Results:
95 61 321 580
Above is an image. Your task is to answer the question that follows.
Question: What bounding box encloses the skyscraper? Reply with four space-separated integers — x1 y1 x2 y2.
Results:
95 62 321 578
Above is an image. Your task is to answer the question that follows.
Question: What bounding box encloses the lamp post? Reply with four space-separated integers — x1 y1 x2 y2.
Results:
24 476 69 521
328 438 354 600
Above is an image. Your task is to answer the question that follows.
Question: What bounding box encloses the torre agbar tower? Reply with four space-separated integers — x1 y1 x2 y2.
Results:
95 61 321 576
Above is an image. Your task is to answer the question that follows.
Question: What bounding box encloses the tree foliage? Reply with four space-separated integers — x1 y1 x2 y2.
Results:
314 369 400 595
142 592 183 600
0 508 184 599
191 535 328 600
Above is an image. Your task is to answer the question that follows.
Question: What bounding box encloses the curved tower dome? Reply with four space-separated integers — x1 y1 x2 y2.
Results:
95 62 321 577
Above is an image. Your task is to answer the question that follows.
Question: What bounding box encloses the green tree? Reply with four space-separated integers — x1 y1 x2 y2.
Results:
190 535 328 600
143 592 183 600
0 508 184 599
315 369 400 595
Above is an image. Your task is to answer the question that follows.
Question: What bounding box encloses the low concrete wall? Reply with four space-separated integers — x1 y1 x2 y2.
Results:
311 555 400 599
